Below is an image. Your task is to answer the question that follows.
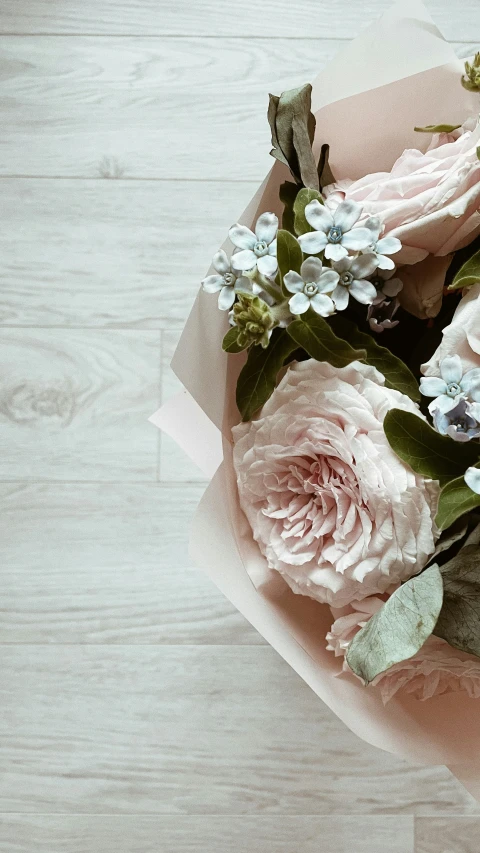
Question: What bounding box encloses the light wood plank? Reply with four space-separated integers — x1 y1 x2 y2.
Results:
0 38 474 181
0 37 338 180
0 815 414 852
415 817 480 852
0 0 478 39
0 179 256 327
0 645 477 815
0 329 159 480
160 330 209 483
0 482 261 644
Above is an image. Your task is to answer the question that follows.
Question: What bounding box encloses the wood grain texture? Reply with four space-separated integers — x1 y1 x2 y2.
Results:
415 817 480 852
0 37 474 181
0 179 256 327
0 0 478 39
0 645 477 815
0 815 414 852
0 482 261 644
0 329 159 480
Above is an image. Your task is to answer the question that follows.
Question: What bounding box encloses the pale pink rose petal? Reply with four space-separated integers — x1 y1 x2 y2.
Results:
232 360 439 608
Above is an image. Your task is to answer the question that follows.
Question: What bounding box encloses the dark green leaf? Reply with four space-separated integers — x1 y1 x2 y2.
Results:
434 545 480 658
222 327 247 353
279 181 299 233
293 187 323 236
317 143 336 190
287 310 366 369
330 317 420 402
276 229 303 295
346 564 443 684
414 123 461 133
449 248 480 291
268 84 319 190
435 467 480 530
236 329 298 422
384 409 480 483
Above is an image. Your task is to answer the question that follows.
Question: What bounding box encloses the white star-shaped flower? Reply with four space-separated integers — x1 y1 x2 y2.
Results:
284 257 338 317
362 217 402 270
202 249 255 310
420 355 480 414
297 199 376 262
330 254 378 311
371 268 403 305
229 212 278 278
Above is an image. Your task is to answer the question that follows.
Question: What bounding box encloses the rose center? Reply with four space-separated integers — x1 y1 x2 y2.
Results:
304 282 318 296
254 240 269 257
327 226 343 244
447 382 462 397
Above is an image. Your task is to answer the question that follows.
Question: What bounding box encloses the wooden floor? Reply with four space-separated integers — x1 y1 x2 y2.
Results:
1 1 480 850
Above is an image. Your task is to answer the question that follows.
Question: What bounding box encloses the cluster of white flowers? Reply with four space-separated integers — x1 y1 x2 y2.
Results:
201 198 404 332
420 355 480 443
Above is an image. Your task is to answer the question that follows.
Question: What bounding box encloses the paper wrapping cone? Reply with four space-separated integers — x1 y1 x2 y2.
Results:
151 1 480 801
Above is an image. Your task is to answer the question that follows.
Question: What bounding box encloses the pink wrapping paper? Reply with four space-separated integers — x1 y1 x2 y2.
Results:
151 1 480 799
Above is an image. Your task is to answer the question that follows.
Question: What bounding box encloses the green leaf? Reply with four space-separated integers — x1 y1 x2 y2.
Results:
236 329 298 422
317 143 336 190
276 229 303 295
293 187 323 236
279 181 299 233
383 409 480 483
222 327 247 353
346 564 443 684
434 545 480 658
268 84 319 190
287 310 366 369
477 146 480 161
414 123 461 133
435 467 480 530
449 248 480 291
330 317 420 402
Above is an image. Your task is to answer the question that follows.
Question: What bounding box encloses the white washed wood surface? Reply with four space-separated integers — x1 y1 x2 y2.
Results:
1 1 480 850
0 815 415 852
415 817 480 852
0 646 477 816
0 0 478 39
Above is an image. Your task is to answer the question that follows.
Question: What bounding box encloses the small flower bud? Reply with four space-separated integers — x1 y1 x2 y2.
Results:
462 53 480 92
233 293 275 349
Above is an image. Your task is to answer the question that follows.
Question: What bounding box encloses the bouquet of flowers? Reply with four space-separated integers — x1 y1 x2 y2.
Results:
152 1 480 800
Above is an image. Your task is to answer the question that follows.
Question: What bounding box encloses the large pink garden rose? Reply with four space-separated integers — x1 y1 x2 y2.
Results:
324 118 480 267
232 360 439 608
423 283 480 376
327 597 480 702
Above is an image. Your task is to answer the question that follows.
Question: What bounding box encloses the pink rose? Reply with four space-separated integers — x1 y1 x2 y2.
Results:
324 118 480 267
422 283 480 376
232 360 438 608
327 598 480 703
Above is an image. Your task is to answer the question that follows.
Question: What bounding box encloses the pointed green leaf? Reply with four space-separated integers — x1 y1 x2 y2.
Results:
383 409 480 483
276 229 303 296
434 545 480 658
317 142 336 189
293 187 323 236
449 248 480 291
414 123 461 133
236 329 298 422
268 84 319 190
222 327 247 353
287 310 366 369
330 317 420 402
435 466 480 530
346 564 443 684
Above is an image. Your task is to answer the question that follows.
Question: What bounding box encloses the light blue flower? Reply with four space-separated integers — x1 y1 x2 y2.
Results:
420 355 480 415
465 466 480 494
433 398 480 443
